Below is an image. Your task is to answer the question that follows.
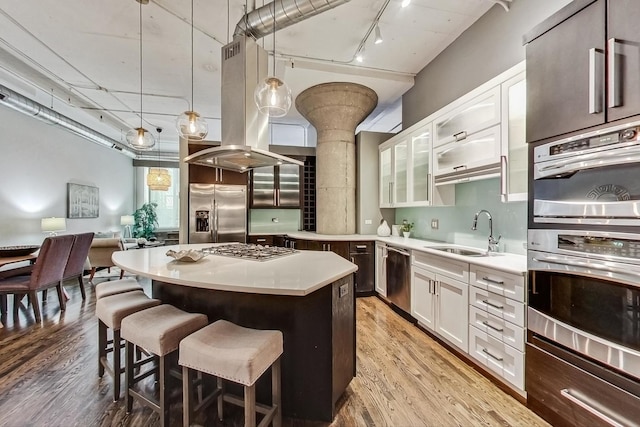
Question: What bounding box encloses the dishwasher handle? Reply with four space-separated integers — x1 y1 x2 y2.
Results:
386 246 410 257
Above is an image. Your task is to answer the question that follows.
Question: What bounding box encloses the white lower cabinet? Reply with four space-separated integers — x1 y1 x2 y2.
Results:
469 325 525 390
411 252 468 352
468 265 526 392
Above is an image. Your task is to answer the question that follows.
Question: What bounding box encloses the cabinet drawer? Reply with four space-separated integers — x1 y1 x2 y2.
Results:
412 252 469 283
527 343 640 427
469 286 524 328
469 306 524 352
349 241 373 253
470 266 525 302
469 326 524 390
247 235 274 245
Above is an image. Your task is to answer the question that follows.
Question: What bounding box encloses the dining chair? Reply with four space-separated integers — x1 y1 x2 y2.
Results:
61 232 94 300
0 235 74 322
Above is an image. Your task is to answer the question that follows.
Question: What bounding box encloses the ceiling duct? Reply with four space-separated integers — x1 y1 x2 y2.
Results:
0 84 136 158
184 0 350 172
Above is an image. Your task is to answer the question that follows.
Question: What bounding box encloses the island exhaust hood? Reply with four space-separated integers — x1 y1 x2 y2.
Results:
184 0 351 172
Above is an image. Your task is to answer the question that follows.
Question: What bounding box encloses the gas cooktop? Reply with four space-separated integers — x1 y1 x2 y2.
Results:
202 243 297 261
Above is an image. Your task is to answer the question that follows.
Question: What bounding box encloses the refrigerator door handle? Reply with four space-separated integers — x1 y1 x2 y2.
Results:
213 200 219 242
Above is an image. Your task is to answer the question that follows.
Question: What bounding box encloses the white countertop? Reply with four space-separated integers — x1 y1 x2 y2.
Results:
249 231 526 274
376 236 527 275
112 243 358 297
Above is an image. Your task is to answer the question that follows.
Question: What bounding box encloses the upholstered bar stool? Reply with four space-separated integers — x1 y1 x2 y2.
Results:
121 304 208 427
179 320 283 427
94 278 143 300
96 290 160 401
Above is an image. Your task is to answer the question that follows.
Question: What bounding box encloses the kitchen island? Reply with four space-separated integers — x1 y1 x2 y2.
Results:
112 244 358 422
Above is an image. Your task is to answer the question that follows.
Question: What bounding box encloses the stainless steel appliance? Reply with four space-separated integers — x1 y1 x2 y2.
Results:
386 245 411 314
203 243 296 261
189 184 247 244
527 228 640 426
532 122 640 227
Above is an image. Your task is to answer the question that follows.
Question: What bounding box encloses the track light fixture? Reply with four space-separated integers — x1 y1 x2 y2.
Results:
401 0 411 7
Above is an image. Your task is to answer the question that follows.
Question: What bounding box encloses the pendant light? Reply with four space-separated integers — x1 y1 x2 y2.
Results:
147 128 171 191
254 2 292 118
126 0 156 150
175 0 208 140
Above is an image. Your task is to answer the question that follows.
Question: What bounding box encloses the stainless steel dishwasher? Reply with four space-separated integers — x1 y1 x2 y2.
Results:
386 245 411 314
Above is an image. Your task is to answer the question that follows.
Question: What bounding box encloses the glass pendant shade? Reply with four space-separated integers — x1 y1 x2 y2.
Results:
147 168 171 191
126 127 156 150
254 76 292 118
176 110 208 140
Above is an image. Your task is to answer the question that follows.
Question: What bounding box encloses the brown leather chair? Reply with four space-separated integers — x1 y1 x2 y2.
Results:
0 235 74 322
62 232 94 300
87 238 125 282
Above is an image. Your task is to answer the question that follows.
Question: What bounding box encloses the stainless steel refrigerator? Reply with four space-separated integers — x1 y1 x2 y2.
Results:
188 183 247 243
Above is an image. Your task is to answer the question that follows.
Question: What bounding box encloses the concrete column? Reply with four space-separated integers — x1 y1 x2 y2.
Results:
295 82 377 235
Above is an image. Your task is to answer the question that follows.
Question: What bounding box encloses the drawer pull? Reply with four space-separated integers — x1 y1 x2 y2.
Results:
560 389 624 427
482 348 503 362
482 320 504 332
482 277 505 285
355 245 367 249
256 239 266 242
482 299 504 310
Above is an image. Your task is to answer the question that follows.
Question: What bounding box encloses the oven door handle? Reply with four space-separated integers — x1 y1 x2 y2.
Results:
535 146 640 179
532 255 640 278
560 389 625 427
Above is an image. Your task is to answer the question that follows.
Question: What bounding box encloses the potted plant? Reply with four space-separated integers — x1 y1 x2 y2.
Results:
132 202 158 240
401 220 414 238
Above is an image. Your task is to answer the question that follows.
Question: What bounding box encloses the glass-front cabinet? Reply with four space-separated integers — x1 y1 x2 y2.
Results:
500 72 527 202
379 123 435 208
434 86 501 147
433 125 501 179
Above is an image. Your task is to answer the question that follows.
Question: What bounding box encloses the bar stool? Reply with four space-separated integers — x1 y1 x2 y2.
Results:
179 320 283 427
94 278 143 300
121 304 208 427
96 290 160 401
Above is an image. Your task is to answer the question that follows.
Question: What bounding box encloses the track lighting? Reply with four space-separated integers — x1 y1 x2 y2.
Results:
356 47 364 63
401 0 411 7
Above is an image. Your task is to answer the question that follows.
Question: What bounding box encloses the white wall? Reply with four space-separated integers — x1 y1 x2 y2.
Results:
0 106 135 245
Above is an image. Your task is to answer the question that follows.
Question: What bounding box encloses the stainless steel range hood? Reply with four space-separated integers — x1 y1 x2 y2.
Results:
184 36 303 172
184 0 351 172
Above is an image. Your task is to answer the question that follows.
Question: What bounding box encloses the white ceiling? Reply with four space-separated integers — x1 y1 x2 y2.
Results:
0 0 494 157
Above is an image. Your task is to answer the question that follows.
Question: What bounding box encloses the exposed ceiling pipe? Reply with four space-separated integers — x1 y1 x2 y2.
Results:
0 84 136 158
234 0 351 40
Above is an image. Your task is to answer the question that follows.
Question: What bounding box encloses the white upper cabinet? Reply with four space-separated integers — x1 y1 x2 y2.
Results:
434 86 501 147
379 123 453 208
500 72 527 202
433 125 501 184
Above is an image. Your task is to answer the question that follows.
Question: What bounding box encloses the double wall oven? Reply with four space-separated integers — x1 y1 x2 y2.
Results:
527 122 640 426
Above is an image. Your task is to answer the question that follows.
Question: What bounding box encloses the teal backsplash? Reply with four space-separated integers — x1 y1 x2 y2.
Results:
395 179 527 255
249 209 301 233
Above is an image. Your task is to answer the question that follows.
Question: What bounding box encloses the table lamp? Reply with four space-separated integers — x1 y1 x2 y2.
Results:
121 215 135 239
41 217 66 236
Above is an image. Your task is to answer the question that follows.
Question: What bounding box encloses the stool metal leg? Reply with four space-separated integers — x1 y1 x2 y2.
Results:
182 366 193 427
217 377 224 421
160 355 170 427
272 357 282 427
244 384 256 427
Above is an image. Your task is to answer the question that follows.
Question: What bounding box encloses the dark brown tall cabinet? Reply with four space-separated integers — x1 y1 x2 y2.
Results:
525 0 640 143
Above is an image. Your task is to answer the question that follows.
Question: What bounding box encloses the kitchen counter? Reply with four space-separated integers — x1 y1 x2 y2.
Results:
112 243 357 296
114 243 357 422
247 231 527 275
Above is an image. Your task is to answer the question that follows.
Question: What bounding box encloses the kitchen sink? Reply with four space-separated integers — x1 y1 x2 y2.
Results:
427 246 491 257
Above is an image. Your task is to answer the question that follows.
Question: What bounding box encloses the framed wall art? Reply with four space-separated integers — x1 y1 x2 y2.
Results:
67 183 99 218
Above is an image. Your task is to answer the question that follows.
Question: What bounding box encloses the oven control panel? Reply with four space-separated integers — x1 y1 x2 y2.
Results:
558 235 640 259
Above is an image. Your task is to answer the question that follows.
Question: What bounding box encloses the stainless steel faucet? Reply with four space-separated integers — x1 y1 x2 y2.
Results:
472 209 501 253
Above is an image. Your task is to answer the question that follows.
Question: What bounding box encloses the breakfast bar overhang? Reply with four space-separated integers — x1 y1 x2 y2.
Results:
113 244 358 422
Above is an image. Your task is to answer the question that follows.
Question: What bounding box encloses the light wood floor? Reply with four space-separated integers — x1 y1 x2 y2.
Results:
0 276 549 426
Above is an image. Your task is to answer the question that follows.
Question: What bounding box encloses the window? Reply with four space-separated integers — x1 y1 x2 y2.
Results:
144 167 180 230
